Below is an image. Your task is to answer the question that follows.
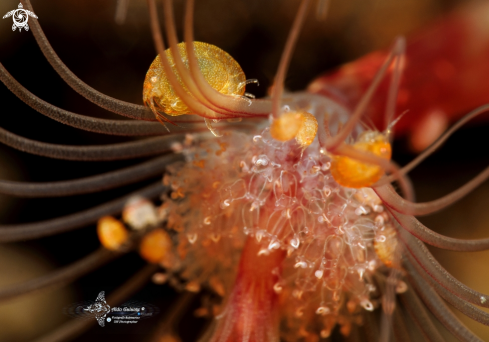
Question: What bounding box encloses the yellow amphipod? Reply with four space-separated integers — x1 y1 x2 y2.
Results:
330 131 392 189
270 111 319 149
143 42 246 116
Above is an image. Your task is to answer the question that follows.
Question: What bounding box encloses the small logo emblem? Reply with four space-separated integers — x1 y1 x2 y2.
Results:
84 291 111 327
3 3 38 32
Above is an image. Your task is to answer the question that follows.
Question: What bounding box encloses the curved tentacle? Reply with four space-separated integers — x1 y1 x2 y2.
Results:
375 165 489 216
147 0 231 121
323 37 406 152
0 154 181 197
0 248 121 302
378 103 489 186
389 207 489 251
0 62 169 136
270 0 311 119
405 257 483 342
0 125 195 160
397 227 489 308
161 0 246 119
400 285 445 342
20 0 201 125
405 250 489 326
20 0 155 121
183 0 273 116
0 182 165 242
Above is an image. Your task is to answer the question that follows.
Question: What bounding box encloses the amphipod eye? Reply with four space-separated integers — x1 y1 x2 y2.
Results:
97 216 129 251
143 41 246 116
270 111 318 149
330 131 392 189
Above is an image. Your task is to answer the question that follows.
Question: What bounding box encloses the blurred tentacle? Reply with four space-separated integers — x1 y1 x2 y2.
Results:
397 227 489 308
0 154 180 197
0 182 165 242
114 0 129 25
363 312 380 342
0 62 168 136
404 258 482 342
390 208 489 251
0 126 192 160
400 285 445 342
0 248 120 303
392 307 411 342
149 292 195 342
271 0 311 119
30 264 159 342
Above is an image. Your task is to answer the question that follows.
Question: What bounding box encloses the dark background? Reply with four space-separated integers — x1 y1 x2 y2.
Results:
0 0 488 341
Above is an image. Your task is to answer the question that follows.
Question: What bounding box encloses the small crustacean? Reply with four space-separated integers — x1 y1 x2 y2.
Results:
329 131 392 188
143 42 248 118
270 111 319 149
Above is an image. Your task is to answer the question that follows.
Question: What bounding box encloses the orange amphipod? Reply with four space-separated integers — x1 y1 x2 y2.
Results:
330 131 392 188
